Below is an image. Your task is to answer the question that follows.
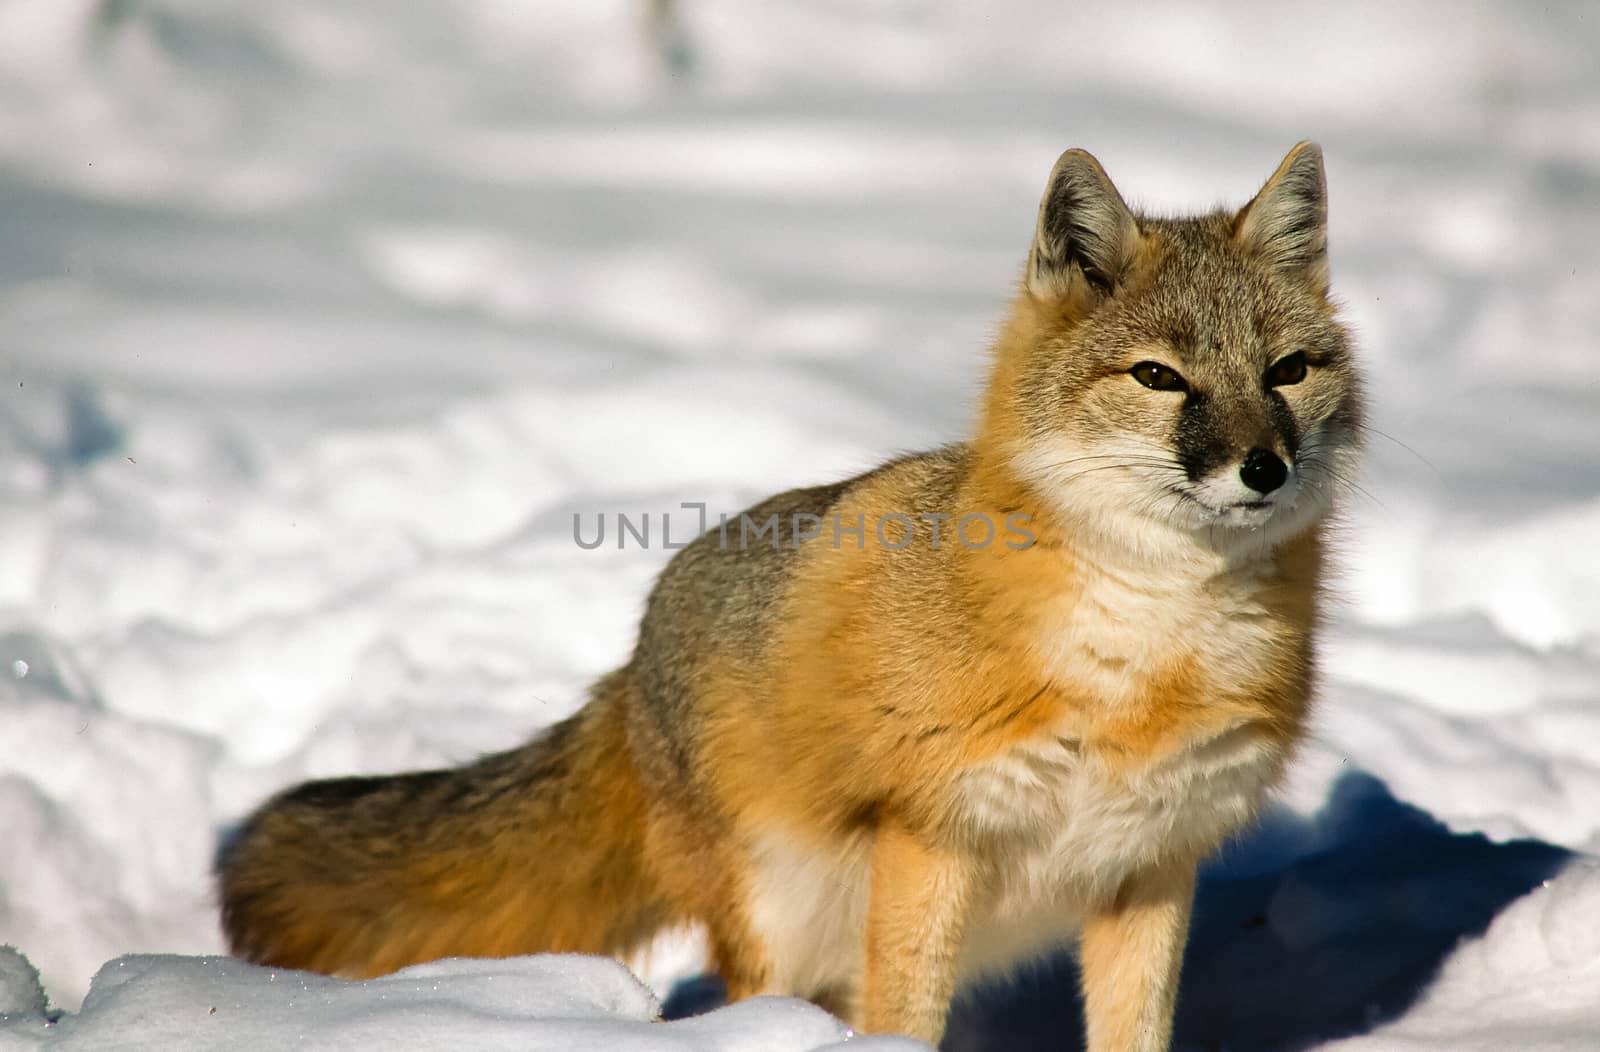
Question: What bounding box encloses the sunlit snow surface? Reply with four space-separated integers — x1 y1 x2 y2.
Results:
1 1 1598 1049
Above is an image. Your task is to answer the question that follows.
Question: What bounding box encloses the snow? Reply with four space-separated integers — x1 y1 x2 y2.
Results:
0 952 924 1052
1 0 1598 1049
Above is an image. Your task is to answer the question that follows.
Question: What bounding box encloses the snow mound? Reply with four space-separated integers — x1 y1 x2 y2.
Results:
1320 861 1600 1052
0 952 928 1052
0 946 47 1022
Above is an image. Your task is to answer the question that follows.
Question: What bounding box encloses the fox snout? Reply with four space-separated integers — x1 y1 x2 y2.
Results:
1172 389 1302 504
1186 444 1299 524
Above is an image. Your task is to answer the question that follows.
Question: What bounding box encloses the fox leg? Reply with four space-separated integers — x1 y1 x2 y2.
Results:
1077 859 1197 1052
859 822 977 1042
708 914 775 1004
633 790 778 1007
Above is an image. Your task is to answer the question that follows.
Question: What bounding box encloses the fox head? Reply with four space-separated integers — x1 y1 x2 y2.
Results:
989 142 1366 561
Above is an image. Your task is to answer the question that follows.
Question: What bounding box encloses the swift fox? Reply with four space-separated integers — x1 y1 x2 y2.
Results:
219 142 1364 1050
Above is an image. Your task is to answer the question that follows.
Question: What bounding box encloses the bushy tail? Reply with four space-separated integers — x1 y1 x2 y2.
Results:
218 669 666 978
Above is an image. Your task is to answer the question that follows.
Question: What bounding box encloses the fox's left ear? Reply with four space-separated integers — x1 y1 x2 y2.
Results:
1234 141 1328 294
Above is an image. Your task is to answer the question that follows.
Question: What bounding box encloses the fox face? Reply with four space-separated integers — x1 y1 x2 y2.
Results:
1002 144 1365 559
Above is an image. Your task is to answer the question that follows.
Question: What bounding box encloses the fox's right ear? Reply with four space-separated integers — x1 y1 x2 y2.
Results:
1026 149 1141 306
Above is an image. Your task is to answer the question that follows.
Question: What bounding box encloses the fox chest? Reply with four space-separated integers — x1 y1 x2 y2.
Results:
949 716 1285 980
951 574 1300 918
956 720 1283 897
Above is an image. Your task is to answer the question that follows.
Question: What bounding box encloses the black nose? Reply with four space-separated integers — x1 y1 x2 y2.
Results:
1239 448 1288 494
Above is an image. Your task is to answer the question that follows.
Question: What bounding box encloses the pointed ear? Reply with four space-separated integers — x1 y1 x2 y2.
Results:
1235 141 1328 292
1027 149 1142 304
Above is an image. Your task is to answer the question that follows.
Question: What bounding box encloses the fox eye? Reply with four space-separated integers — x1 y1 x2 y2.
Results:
1265 351 1308 388
1130 361 1187 392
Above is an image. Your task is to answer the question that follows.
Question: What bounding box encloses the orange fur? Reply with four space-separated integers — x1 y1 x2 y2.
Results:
1079 862 1197 1052
861 822 978 1035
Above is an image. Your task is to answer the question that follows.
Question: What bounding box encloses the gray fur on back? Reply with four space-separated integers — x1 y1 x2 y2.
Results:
629 446 970 788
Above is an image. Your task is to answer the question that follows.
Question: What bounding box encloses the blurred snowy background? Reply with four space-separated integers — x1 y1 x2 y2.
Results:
1 1 1598 1048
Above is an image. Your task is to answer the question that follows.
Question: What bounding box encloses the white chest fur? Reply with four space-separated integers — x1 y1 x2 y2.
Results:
1029 556 1284 706
952 559 1292 976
